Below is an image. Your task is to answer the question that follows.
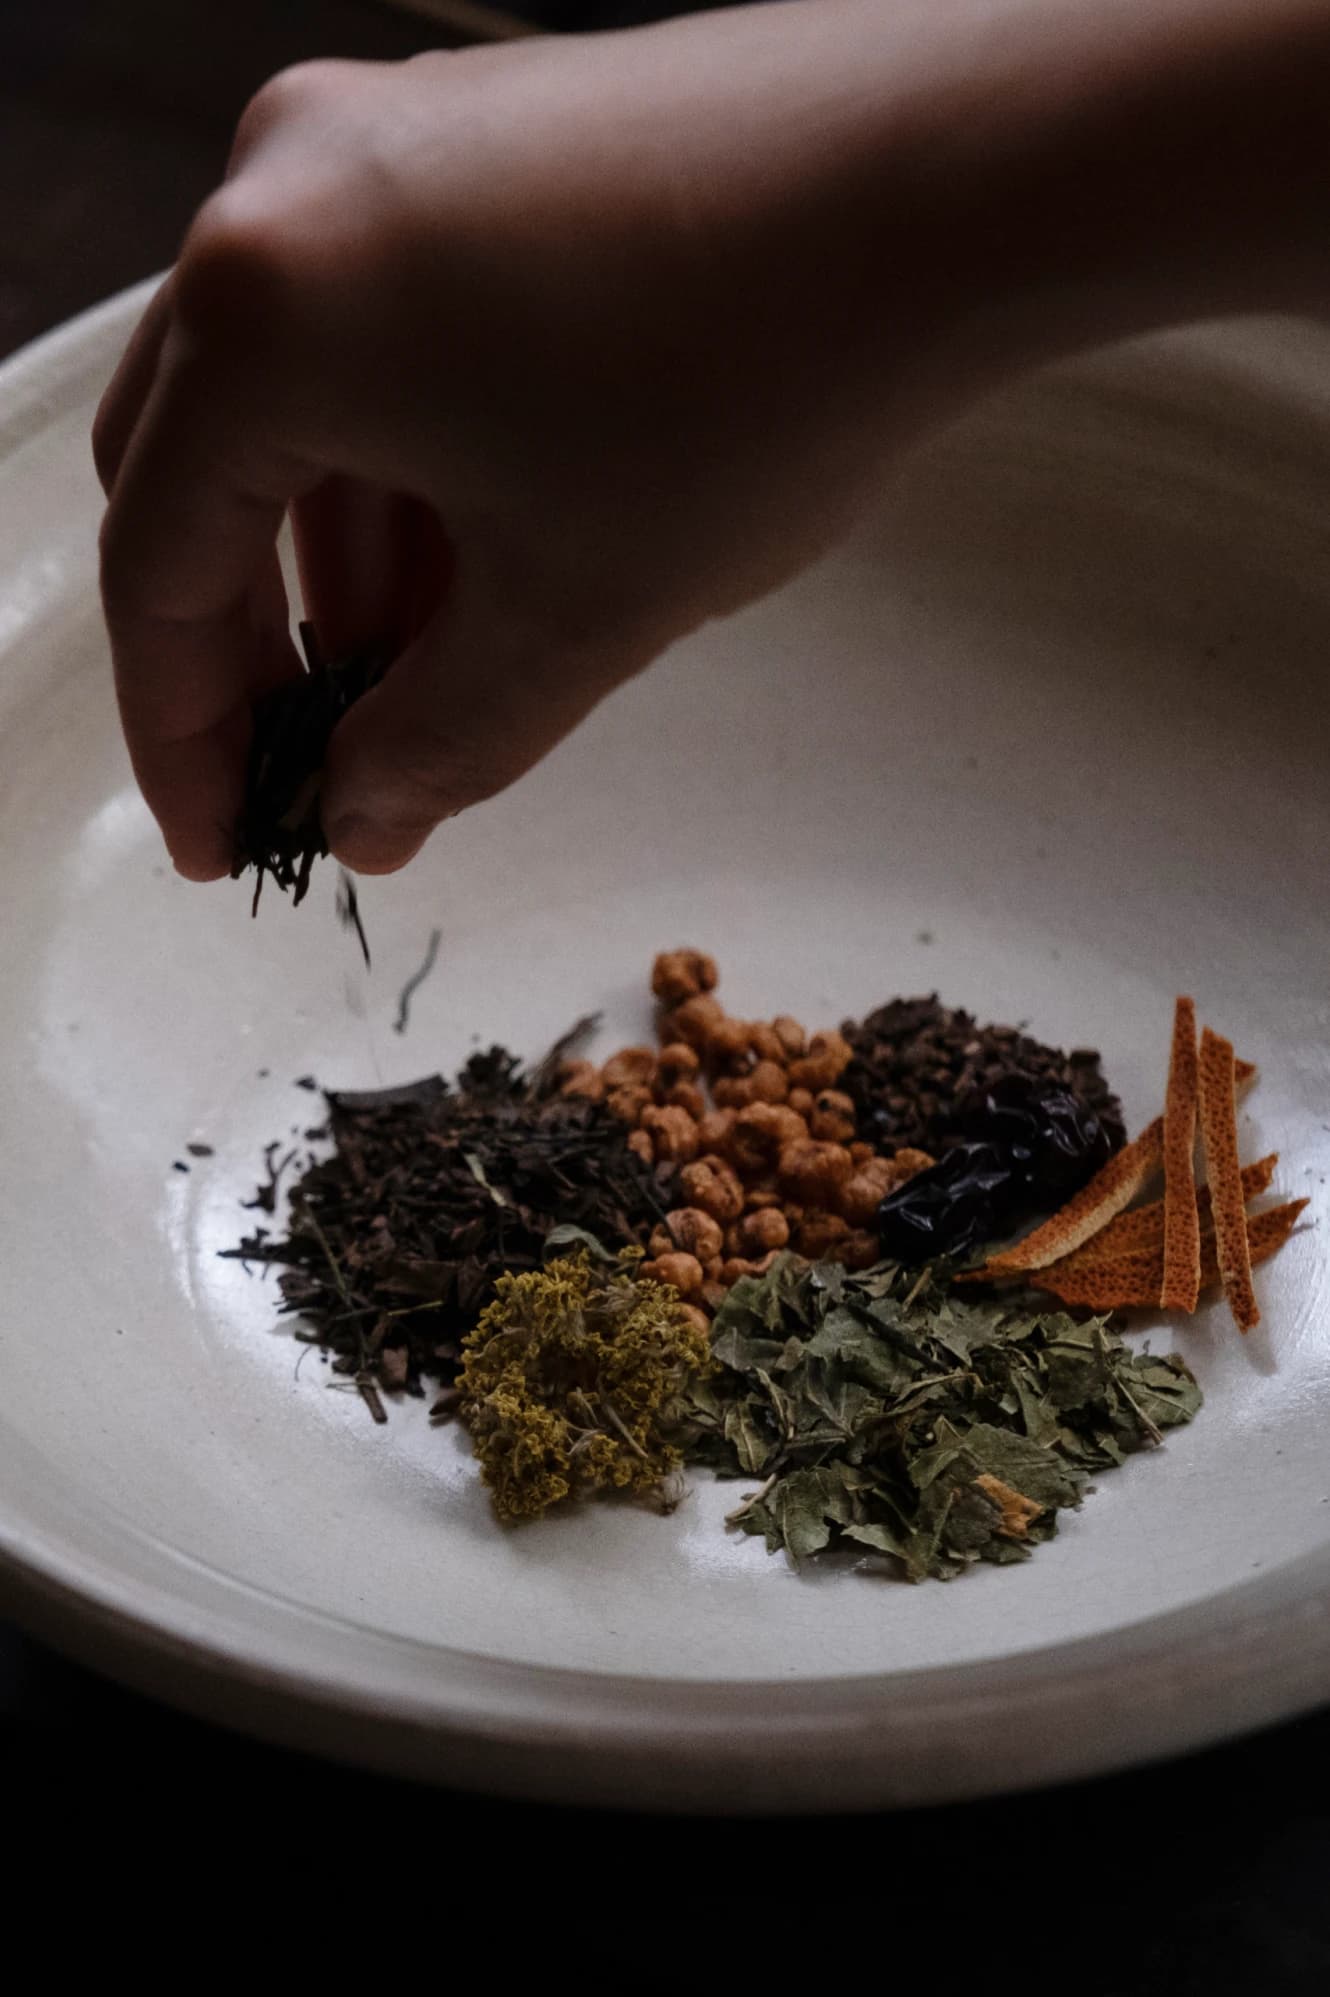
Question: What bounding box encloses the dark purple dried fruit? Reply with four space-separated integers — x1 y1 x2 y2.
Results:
877 1142 1019 1264
956 1073 1115 1193
878 1077 1118 1263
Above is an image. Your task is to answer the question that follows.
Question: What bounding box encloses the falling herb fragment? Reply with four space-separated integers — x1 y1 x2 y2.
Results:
394 927 442 1035
457 1244 710 1520
335 869 371 970
682 1254 1201 1580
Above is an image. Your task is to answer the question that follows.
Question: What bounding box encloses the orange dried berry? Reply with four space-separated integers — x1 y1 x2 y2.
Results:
849 1141 874 1168
651 948 719 1007
713 1074 756 1110
839 1157 897 1227
739 1207 790 1256
666 994 726 1050
607 1083 653 1126
778 1138 854 1206
726 1102 787 1175
601 1046 657 1091
809 1089 857 1144
743 1186 784 1211
640 1103 700 1163
890 1147 935 1180
557 1059 604 1102
627 1128 654 1165
795 1210 851 1260
642 1251 704 1298
787 1087 813 1116
706 1015 754 1070
656 1041 700 1089
663 1206 725 1263
841 1229 881 1272
702 1257 724 1285
679 1155 745 1224
747 1022 787 1065
679 1303 712 1335
789 1029 853 1093
772 1016 807 1060
664 1081 707 1120
725 1248 782 1280
722 1222 744 1259
747 1059 790 1105
695 1107 737 1154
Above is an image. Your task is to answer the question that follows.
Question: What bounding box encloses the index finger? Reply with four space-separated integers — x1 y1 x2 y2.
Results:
99 324 316 879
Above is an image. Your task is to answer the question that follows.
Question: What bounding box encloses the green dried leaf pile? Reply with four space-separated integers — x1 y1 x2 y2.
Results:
683 1255 1200 1580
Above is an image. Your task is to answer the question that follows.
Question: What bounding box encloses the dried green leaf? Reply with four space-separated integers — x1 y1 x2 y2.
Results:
688 1252 1201 1583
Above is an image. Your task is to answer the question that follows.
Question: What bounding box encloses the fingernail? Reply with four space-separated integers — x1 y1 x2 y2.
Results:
171 849 230 883
327 812 431 875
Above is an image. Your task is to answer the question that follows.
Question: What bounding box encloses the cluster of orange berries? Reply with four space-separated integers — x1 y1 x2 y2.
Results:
556 949 932 1324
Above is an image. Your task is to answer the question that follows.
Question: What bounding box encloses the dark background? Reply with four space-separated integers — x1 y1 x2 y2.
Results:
1 1 1326 1976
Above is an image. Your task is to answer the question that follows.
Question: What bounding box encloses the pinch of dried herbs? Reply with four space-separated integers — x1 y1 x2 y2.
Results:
682 1253 1200 1580
457 1238 712 1521
231 625 384 914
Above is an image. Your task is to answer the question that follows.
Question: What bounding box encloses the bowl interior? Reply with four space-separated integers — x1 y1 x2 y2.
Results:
0 302 1326 1738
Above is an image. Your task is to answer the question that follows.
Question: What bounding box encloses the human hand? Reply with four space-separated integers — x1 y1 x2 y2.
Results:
95 0 1330 880
95 6 950 879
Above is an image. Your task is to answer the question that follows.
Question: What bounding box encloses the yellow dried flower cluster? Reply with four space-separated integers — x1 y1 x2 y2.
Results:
457 1249 711 1522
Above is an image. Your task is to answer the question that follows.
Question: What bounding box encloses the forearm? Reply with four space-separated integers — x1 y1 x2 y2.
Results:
884 0 1330 372
647 0 1330 435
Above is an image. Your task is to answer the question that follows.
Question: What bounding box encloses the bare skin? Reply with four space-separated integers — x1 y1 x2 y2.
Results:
93 0 1330 880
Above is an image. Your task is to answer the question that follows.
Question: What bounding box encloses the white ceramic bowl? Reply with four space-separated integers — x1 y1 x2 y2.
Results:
0 283 1326 1809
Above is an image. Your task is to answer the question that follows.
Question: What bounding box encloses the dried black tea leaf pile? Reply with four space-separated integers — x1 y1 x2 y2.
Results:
683 1253 1201 1580
225 1028 676 1412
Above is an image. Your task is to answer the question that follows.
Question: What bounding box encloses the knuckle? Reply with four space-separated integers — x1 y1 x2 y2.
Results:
174 189 298 350
384 727 516 825
232 59 350 157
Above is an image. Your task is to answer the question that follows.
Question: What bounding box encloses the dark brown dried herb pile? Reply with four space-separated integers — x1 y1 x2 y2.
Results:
226 1028 677 1417
231 625 383 913
840 995 1125 1160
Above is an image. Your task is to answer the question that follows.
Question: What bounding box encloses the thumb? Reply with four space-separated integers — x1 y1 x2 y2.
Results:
321 572 639 875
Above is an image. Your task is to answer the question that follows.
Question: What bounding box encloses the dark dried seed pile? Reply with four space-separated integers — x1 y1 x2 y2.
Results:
224 1032 677 1408
840 994 1125 1159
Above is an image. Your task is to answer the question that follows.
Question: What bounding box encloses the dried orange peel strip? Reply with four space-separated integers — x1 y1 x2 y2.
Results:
1046 1154 1276 1269
1160 996 1201 1312
1197 1026 1259 1332
958 1115 1164 1281
1032 1199 1308 1311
